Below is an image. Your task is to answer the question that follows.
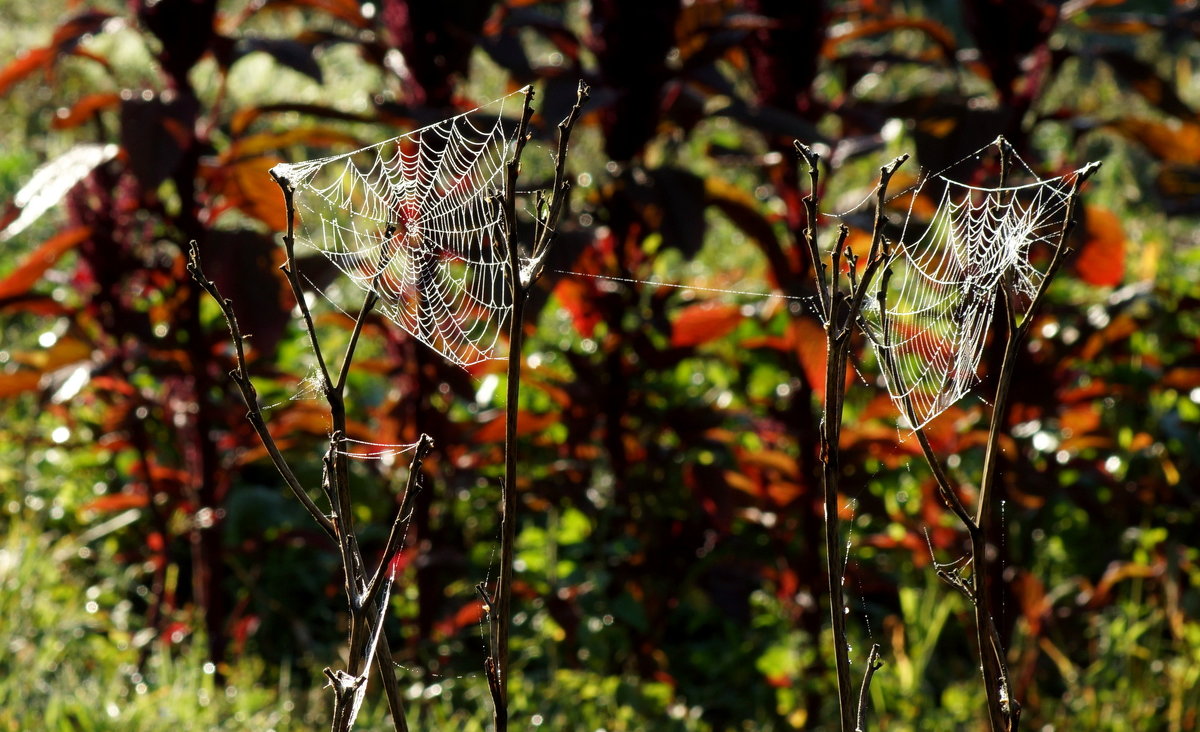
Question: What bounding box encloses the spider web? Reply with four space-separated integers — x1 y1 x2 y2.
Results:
270 89 527 367
860 145 1090 429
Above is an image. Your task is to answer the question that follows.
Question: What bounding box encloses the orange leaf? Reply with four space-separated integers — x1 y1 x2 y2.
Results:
225 127 361 160
1163 367 1200 391
9 337 92 372
1081 313 1137 361
0 370 43 399
435 601 486 639
81 492 149 513
1073 206 1125 287
474 410 557 443
671 302 743 347
1106 118 1200 164
0 227 91 300
230 156 289 231
788 317 829 398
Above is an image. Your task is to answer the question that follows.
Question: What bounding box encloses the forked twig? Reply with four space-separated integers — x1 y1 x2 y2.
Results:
855 643 883 732
486 80 590 732
187 243 335 541
793 143 907 732
864 148 1100 731
190 216 434 731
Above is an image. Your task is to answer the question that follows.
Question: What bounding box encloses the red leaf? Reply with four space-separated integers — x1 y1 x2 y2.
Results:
1074 206 1125 287
387 547 416 577
231 614 261 651
0 227 91 300
0 48 52 96
553 275 604 338
51 92 121 130
671 302 743 347
434 601 485 638
164 621 191 644
255 0 368 28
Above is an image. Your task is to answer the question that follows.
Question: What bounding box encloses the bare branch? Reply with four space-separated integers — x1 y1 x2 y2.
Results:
270 171 333 393
528 80 591 279
337 289 380 394
363 434 434 610
186 242 336 541
794 141 830 321
487 80 589 732
843 155 908 340
855 644 884 732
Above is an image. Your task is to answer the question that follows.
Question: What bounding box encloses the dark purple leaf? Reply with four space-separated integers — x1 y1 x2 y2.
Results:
119 94 197 191
203 229 289 360
137 0 217 84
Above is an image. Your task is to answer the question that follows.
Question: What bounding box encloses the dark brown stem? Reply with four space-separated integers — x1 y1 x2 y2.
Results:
486 81 588 731
870 152 1099 732
794 141 830 321
374 634 410 732
270 172 333 393
186 243 335 540
795 146 906 732
191 163 452 730
485 85 535 732
970 161 1097 732
337 289 379 393
843 155 908 341
364 435 433 610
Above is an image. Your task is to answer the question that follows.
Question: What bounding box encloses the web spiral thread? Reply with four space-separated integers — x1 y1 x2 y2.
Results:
271 90 525 366
860 152 1087 429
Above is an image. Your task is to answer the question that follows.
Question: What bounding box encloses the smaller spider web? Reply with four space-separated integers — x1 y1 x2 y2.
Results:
271 89 528 367
860 147 1089 430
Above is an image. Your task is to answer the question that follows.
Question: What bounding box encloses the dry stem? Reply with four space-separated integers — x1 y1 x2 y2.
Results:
486 80 589 732
794 142 906 732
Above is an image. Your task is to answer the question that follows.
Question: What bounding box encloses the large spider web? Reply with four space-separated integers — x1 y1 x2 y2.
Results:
270 90 526 367
859 148 1089 429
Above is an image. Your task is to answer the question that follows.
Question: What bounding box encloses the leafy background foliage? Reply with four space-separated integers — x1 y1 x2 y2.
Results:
1 0 1198 729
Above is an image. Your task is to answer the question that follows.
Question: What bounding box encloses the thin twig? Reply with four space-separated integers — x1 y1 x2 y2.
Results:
804 152 906 732
855 644 883 732
486 80 589 731
186 242 336 540
794 142 830 321
363 435 433 610
843 155 908 341
270 172 333 393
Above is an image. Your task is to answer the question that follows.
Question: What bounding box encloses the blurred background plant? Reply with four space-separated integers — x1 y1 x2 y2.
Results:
0 0 1197 729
